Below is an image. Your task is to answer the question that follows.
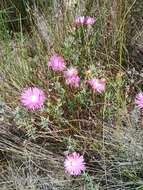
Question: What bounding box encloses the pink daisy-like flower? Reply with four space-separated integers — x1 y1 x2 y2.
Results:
85 16 96 25
48 54 66 72
65 75 80 87
21 87 46 110
64 152 85 176
88 78 106 93
135 92 143 110
75 16 86 26
75 16 96 26
64 67 80 87
64 67 78 78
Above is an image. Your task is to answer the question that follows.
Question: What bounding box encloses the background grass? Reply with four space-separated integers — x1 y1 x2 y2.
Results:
0 0 143 189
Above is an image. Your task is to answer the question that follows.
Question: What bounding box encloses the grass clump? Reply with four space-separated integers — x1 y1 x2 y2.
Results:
0 0 143 189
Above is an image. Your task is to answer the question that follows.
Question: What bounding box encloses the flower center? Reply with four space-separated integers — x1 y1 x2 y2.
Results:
70 160 76 167
31 95 38 102
54 61 60 67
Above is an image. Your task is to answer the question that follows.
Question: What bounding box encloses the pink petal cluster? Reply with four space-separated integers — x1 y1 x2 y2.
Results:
88 78 106 93
86 16 96 25
21 87 46 110
64 67 80 87
75 16 96 26
48 54 66 72
75 16 85 25
135 92 143 110
64 152 85 175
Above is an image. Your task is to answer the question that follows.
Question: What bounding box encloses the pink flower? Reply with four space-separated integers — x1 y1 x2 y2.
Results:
21 87 46 110
65 75 80 87
88 78 106 93
75 16 96 26
64 67 78 78
64 152 85 176
64 67 80 87
85 16 96 25
48 54 66 72
135 92 143 110
75 16 86 25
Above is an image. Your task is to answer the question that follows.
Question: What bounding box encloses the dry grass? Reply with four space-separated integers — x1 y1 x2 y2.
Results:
0 0 143 189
